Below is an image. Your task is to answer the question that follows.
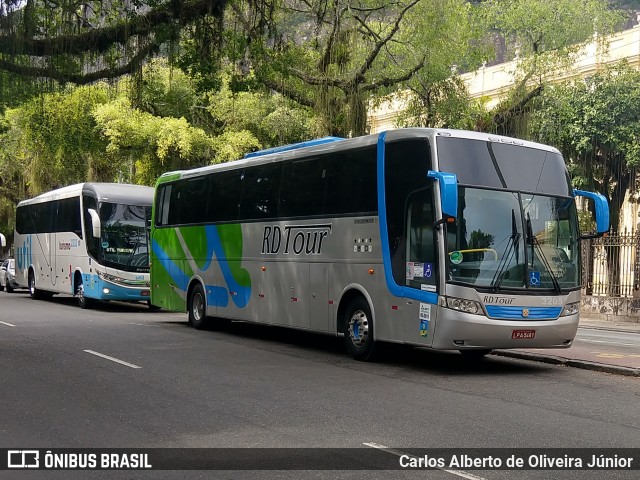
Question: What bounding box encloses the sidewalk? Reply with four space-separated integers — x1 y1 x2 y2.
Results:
493 316 640 377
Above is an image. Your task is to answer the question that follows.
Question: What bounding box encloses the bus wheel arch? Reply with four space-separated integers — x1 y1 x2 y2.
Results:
187 279 207 330
338 288 376 361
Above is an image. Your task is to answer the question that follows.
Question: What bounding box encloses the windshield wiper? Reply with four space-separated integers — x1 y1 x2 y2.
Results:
526 214 561 294
490 209 521 293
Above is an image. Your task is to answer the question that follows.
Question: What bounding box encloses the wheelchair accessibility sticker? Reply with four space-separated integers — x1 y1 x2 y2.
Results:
529 271 541 287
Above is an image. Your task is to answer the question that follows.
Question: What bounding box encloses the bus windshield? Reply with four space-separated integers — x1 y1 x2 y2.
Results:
99 203 150 272
445 188 580 291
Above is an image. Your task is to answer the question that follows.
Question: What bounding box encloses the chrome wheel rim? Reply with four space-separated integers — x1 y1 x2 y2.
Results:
29 275 35 295
348 309 369 347
192 292 204 321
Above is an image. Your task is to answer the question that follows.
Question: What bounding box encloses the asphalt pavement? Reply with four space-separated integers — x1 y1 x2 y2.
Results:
496 317 640 376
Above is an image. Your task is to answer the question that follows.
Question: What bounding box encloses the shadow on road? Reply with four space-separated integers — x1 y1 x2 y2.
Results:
176 318 547 376
20 293 166 314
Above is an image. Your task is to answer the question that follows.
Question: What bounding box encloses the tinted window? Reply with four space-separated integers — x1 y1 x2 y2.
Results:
181 178 209 224
15 205 32 234
239 163 282 219
280 157 325 217
56 197 82 235
437 137 503 188
166 179 208 225
323 147 377 215
16 202 54 234
492 143 571 196
208 170 242 222
437 137 571 196
155 184 172 227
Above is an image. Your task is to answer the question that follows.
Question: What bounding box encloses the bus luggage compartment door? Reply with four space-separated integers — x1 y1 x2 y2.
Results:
309 263 329 332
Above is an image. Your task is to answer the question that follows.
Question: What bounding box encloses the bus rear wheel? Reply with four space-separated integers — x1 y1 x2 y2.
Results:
344 297 376 361
188 283 207 330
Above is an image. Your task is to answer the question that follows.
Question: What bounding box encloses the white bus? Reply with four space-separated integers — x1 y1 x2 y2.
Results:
15 183 155 309
150 129 609 360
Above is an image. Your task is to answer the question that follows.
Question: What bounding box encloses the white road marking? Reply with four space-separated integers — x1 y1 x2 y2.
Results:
83 350 142 369
363 442 487 480
0 321 15 327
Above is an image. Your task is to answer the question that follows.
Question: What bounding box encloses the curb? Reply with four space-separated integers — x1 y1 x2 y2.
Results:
579 325 640 335
493 350 640 377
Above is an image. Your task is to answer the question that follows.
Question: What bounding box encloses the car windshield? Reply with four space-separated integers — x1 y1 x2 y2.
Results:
99 203 150 272
446 187 580 291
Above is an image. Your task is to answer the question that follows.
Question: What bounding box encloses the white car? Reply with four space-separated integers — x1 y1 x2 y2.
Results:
0 258 20 293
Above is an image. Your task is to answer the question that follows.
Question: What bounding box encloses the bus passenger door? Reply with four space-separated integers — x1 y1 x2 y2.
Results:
309 263 329 332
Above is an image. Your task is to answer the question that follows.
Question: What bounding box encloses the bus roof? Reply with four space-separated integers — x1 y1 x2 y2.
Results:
18 183 154 207
156 128 561 183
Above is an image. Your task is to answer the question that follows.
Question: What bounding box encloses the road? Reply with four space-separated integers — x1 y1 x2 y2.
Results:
0 291 639 479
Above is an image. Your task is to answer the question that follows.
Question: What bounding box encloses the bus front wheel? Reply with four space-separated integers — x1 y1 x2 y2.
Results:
344 297 376 361
76 280 92 309
188 283 207 330
28 271 42 300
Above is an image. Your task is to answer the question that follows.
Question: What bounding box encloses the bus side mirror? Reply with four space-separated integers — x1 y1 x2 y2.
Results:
0 233 5 248
427 170 458 219
574 190 609 237
88 209 101 239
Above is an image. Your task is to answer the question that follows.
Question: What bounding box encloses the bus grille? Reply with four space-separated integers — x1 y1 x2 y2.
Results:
485 306 562 320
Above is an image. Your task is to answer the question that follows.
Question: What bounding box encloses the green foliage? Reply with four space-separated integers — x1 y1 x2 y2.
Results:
139 59 199 120
210 130 262 164
480 0 623 134
528 63 640 230
207 72 324 146
2 83 114 196
93 97 216 185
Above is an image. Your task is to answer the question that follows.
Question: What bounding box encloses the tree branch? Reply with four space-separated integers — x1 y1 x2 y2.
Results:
360 57 425 92
0 0 226 57
356 0 419 79
263 78 316 108
0 41 159 84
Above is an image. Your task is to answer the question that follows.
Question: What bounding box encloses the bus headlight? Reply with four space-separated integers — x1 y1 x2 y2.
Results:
97 271 125 284
560 301 580 316
445 296 483 315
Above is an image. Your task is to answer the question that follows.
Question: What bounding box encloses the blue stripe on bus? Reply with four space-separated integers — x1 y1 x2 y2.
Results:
485 306 562 320
376 132 438 305
151 239 190 293
204 225 251 308
206 284 229 308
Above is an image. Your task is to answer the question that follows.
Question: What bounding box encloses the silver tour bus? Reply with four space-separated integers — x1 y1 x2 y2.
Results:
150 129 609 360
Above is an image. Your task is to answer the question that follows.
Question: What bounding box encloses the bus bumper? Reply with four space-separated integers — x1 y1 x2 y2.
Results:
431 309 579 350
83 275 150 302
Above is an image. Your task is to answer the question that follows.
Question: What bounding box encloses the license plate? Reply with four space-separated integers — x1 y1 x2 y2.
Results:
141 290 150 297
512 329 536 339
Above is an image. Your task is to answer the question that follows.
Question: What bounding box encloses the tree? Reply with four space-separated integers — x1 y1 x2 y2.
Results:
0 83 114 195
528 63 640 233
393 0 490 130
230 0 429 136
480 0 623 134
93 97 217 185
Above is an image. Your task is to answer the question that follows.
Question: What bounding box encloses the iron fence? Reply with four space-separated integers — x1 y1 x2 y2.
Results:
581 231 640 297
